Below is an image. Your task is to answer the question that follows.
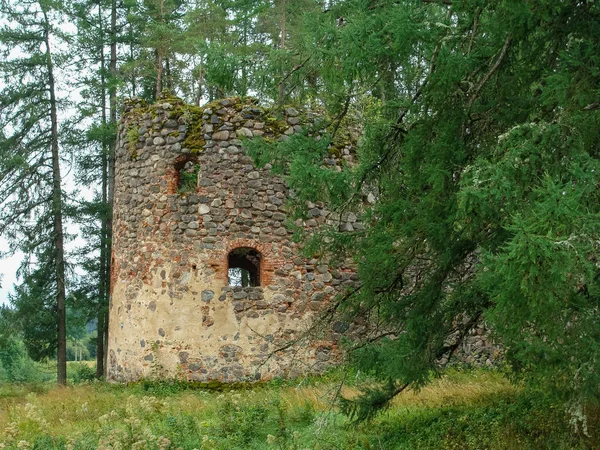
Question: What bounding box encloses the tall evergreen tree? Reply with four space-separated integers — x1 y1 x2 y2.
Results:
70 0 121 379
254 0 322 104
123 0 185 101
0 0 71 385
180 0 228 104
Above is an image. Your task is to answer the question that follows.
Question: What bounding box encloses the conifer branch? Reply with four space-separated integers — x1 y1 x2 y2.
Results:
436 310 483 364
330 94 352 142
333 8 452 225
367 0 452 9
278 55 311 87
340 380 410 423
467 7 481 56
420 0 452 5
348 331 398 352
392 6 451 140
467 34 511 109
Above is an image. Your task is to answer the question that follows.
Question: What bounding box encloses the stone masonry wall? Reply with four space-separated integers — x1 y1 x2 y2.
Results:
107 94 360 382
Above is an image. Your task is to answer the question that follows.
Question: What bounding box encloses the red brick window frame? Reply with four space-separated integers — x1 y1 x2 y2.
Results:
228 247 261 287
211 241 274 286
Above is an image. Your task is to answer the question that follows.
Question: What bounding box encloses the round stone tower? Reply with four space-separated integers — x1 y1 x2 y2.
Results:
107 93 359 382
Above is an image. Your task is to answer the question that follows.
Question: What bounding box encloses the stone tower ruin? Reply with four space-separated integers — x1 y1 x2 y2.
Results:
107 94 359 382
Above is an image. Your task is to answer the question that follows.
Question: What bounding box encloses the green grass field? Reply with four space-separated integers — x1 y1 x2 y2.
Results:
0 367 597 449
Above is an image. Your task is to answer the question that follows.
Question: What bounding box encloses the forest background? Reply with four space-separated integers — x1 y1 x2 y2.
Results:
0 0 599 437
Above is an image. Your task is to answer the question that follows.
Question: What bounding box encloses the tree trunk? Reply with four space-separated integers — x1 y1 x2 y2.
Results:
165 57 171 91
154 0 165 99
96 0 108 379
195 57 204 106
278 0 287 105
155 49 163 98
128 21 137 97
240 16 248 97
42 7 67 387
106 0 118 378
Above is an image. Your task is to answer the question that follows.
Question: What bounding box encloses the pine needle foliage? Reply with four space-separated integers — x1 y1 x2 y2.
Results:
249 0 600 422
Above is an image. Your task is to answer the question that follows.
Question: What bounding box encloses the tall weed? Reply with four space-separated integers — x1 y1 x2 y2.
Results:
0 369 597 449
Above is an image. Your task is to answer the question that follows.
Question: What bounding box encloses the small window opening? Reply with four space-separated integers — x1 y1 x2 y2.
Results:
175 159 199 193
228 247 261 287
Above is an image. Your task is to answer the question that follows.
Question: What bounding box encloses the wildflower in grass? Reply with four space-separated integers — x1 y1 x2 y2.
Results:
200 435 216 448
4 422 18 441
124 417 142 428
157 436 171 450
23 401 48 431
139 396 166 415
98 410 118 426
98 427 127 449
267 434 277 444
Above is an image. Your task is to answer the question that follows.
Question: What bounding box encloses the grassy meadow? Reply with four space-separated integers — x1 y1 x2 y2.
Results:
0 366 597 450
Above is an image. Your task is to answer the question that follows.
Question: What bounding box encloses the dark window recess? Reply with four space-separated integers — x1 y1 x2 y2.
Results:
175 159 199 193
228 248 261 287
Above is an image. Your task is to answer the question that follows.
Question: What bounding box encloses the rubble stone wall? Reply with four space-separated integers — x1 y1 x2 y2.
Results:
107 94 359 382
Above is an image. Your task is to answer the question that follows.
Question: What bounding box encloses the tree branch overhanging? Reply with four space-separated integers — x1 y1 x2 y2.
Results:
467 34 511 109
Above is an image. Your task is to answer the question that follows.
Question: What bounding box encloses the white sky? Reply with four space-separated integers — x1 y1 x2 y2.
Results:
0 238 22 305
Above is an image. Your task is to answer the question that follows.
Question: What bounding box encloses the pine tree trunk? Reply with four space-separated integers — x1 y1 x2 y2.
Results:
154 0 165 98
195 58 204 106
96 1 108 380
105 0 118 378
96 308 105 374
240 18 248 96
42 8 67 387
278 0 287 105
165 57 171 91
155 49 163 98
127 21 137 97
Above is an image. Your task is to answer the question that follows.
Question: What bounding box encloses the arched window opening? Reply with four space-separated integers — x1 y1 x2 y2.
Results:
228 247 261 287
